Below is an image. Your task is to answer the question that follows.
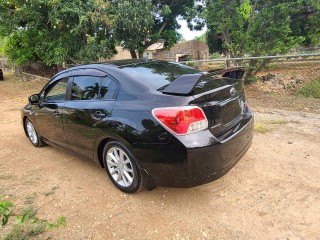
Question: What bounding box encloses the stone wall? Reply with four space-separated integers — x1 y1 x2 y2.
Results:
155 40 209 62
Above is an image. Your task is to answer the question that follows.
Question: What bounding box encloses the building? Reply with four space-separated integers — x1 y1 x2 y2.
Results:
146 40 209 62
110 46 132 60
145 40 165 60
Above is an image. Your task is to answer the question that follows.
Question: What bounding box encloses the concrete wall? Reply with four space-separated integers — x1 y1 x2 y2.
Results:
155 40 209 62
110 46 132 60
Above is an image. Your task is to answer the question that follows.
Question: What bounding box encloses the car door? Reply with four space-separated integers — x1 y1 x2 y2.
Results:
35 77 70 146
63 73 118 158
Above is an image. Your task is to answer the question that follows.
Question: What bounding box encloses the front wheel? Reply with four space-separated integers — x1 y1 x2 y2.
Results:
103 141 143 193
25 119 46 147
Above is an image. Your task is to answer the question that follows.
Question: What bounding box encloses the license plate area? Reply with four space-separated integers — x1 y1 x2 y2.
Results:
218 99 241 125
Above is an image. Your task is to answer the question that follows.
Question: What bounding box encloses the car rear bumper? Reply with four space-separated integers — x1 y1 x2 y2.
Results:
186 117 253 187
150 112 254 188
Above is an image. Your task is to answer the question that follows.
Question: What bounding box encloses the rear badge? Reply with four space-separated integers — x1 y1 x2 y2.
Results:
230 87 237 96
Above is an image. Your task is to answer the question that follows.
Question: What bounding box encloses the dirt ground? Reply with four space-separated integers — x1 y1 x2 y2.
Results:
0 70 320 239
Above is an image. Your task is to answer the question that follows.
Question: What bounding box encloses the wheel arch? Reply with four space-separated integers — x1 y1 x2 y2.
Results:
94 134 134 168
23 116 28 137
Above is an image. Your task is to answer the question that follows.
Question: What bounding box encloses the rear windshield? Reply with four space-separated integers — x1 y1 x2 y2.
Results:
193 76 229 95
193 70 244 95
120 61 200 90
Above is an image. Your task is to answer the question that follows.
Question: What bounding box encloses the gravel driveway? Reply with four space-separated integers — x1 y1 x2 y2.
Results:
0 72 319 239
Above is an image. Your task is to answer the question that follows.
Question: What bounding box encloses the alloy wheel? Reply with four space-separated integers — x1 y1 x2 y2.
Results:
26 120 38 145
106 147 135 187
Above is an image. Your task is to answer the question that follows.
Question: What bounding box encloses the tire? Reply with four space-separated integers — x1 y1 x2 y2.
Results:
103 141 143 193
24 119 46 147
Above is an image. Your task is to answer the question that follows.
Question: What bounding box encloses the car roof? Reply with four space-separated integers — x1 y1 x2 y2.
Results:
53 60 201 93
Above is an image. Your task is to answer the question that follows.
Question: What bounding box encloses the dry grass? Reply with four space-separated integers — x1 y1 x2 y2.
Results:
254 123 272 133
265 119 288 125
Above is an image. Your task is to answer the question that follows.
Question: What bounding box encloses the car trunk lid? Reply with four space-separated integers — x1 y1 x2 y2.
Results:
190 69 246 138
160 67 246 139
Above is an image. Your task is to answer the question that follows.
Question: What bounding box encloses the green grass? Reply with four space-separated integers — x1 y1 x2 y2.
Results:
298 79 320 98
2 222 47 240
246 75 260 83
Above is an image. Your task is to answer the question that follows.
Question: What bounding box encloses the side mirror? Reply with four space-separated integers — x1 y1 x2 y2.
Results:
28 94 40 105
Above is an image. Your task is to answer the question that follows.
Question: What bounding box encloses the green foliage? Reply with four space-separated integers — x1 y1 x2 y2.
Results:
246 75 260 83
204 0 312 77
206 30 224 54
205 0 304 57
0 201 13 226
237 0 252 20
194 33 206 41
2 223 46 240
290 0 320 46
160 30 183 47
0 37 6 57
0 0 116 65
112 0 202 57
111 0 154 55
3 30 39 65
298 78 320 98
0 200 67 239
1 0 202 63
152 0 204 46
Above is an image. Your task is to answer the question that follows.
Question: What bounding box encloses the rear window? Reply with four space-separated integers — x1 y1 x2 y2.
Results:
120 62 200 90
193 70 244 95
193 76 228 95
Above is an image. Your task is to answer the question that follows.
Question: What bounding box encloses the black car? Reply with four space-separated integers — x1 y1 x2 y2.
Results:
22 60 253 193
0 68 3 80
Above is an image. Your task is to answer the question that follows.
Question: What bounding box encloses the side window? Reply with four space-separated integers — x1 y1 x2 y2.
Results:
101 77 118 100
71 76 100 100
44 78 69 102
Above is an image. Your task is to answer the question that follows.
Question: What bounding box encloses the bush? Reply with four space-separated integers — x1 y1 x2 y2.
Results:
246 75 260 83
298 79 320 98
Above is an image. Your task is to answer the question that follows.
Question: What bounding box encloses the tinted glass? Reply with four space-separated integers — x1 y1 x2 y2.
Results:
45 78 68 102
72 76 100 100
101 77 118 100
193 75 239 95
120 62 200 90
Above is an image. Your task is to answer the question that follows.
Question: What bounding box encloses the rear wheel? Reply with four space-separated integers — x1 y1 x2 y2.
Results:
103 141 142 193
25 119 46 147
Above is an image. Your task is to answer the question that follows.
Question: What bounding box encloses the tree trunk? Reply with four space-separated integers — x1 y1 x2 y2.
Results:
138 51 143 59
224 49 231 68
57 64 64 72
158 20 168 34
130 50 137 59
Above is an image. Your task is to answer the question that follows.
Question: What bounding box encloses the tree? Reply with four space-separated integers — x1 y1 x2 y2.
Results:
204 0 306 77
0 0 116 66
290 0 320 47
112 0 203 58
151 0 204 46
111 0 154 59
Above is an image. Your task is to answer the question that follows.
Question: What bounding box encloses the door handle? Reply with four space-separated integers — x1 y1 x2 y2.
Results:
94 111 106 118
53 110 62 116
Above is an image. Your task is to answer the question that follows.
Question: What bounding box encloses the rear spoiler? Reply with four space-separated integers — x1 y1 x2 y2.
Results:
162 66 245 95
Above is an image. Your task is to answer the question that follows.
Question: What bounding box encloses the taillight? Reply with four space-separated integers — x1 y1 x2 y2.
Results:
152 106 208 135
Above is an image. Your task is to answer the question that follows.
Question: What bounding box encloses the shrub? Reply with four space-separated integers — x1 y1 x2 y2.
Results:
298 78 320 98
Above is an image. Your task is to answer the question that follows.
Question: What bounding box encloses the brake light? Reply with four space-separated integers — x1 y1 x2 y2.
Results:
152 106 208 135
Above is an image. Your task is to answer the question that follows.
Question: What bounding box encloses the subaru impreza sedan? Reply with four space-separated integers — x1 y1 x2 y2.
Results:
22 60 253 193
